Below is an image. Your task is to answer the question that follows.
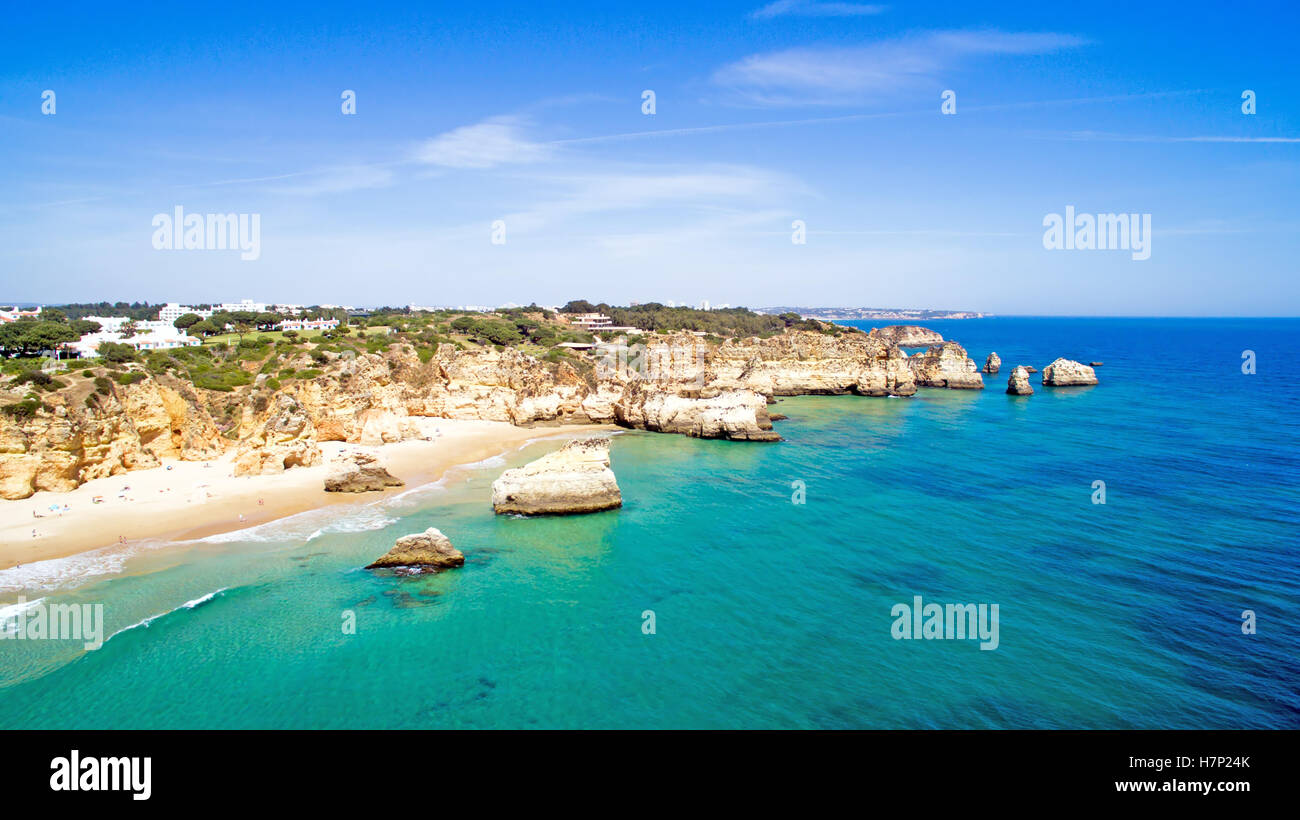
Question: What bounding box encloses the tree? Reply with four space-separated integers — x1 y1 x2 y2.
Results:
173 313 203 331
187 320 218 338
96 341 137 363
69 319 102 335
119 320 139 339
562 300 597 314
41 308 67 323
0 321 79 357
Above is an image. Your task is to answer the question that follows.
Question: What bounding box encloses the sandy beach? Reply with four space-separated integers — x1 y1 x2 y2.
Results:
0 418 612 571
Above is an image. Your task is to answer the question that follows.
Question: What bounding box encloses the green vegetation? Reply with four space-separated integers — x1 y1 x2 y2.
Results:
2 399 45 418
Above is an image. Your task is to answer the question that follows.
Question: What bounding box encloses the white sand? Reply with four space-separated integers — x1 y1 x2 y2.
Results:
0 418 611 571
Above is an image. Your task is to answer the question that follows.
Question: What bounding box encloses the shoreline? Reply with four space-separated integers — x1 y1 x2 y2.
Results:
0 418 613 574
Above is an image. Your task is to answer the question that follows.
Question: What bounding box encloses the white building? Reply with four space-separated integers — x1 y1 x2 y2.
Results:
82 317 176 334
157 303 214 325
68 328 201 358
215 299 268 314
279 318 340 332
566 313 614 331
0 307 41 323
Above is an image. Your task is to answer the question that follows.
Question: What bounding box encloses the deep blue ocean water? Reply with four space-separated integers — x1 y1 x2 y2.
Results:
1 317 1297 728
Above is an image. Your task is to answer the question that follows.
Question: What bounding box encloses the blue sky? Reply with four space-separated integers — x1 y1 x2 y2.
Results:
1 0 1297 314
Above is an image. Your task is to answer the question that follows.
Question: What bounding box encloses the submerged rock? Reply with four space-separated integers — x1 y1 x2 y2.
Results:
324 451 404 492
366 527 464 570
1042 358 1099 386
491 437 622 515
984 352 1001 374
1006 366 1034 396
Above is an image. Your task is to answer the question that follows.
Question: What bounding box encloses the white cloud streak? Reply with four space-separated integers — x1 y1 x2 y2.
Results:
713 29 1087 105
750 1 888 19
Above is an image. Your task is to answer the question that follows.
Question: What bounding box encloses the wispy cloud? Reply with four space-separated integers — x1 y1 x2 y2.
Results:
415 116 552 169
498 164 805 234
713 29 1087 105
1046 130 1300 144
750 0 888 19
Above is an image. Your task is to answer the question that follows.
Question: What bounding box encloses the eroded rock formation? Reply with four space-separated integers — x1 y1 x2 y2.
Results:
1007 366 1034 396
984 352 1001 374
232 393 321 476
1042 358 1098 386
491 437 622 515
366 527 464 570
908 342 984 389
868 325 944 347
324 451 404 493
0 326 1015 498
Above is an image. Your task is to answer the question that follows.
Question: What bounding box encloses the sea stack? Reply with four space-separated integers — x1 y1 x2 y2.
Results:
366 527 464 570
324 451 404 492
491 437 622 515
907 342 985 389
984 352 1001 374
1006 366 1033 396
1042 358 1099 386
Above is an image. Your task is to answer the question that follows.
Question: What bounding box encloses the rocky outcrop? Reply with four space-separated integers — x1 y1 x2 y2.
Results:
1006 366 1033 396
908 342 984 389
366 527 464 570
705 332 917 397
1089 361 1104 367
324 451 404 492
868 325 944 347
491 437 622 515
1042 358 1098 386
984 352 1001 374
0 325 1004 497
0 375 224 499
232 393 321 476
613 382 779 441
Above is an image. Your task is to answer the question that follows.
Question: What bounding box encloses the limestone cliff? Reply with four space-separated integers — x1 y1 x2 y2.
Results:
868 325 945 347
0 376 224 499
0 325 997 498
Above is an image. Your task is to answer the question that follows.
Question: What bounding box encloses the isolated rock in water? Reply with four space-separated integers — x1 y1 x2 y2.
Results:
984 352 1001 374
1007 366 1034 396
1042 358 1098 386
907 342 985 389
613 383 780 442
868 325 944 347
491 437 622 515
1089 361 1104 367
366 527 463 569
768 413 788 421
325 451 404 492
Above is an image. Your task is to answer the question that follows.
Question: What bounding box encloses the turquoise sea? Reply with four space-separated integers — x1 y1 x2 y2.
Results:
1 317 1297 729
